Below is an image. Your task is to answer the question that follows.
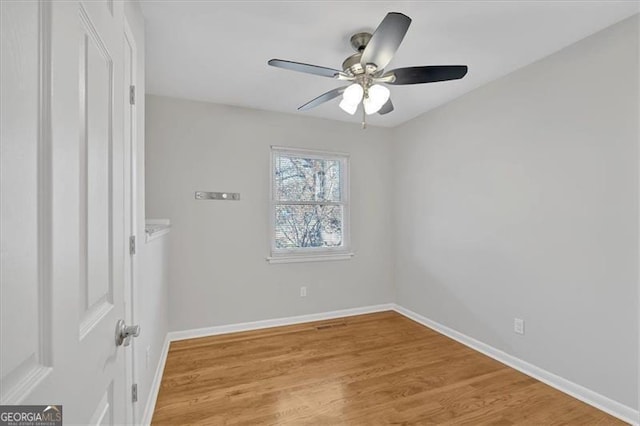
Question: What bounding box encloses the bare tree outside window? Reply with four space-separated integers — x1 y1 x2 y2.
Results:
272 149 349 253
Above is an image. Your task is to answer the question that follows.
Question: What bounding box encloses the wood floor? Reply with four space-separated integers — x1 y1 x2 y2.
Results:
152 311 624 425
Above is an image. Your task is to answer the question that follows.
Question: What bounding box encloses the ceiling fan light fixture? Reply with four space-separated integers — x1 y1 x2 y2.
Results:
339 83 364 115
343 83 364 104
363 84 390 115
339 98 359 115
362 97 379 115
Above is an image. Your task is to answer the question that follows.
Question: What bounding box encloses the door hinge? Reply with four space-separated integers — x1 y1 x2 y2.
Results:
132 383 138 403
129 235 136 255
129 85 136 105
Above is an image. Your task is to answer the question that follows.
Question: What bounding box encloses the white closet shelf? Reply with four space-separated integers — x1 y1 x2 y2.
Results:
145 219 171 242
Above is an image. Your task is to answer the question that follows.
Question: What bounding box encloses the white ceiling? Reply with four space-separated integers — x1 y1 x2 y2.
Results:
141 1 639 128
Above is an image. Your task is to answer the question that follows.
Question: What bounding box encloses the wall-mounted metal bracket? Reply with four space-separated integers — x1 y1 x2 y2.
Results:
195 191 240 201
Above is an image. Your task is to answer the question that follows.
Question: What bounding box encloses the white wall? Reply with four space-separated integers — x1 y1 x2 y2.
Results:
392 15 639 410
145 96 394 331
136 232 169 422
123 3 170 424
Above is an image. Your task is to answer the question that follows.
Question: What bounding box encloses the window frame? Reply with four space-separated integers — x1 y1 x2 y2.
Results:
268 146 353 264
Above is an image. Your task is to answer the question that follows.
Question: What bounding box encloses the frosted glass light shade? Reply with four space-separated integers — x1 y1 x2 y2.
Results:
339 98 358 115
339 84 363 115
362 97 378 115
343 83 364 104
363 84 391 115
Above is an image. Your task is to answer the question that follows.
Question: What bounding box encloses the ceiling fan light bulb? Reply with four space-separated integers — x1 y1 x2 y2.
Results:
343 83 364 104
339 98 358 115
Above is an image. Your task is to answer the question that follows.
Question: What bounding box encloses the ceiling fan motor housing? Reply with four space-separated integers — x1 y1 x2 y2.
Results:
350 32 372 52
343 33 378 77
342 53 363 75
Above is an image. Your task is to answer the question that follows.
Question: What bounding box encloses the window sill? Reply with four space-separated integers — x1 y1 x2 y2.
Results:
266 252 354 264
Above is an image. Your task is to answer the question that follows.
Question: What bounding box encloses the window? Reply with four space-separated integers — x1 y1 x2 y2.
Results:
269 146 352 263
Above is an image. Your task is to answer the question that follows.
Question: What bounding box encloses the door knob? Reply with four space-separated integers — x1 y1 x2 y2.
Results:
115 319 140 347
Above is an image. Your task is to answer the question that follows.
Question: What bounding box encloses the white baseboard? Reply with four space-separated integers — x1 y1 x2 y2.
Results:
141 335 170 426
167 303 395 342
392 304 639 425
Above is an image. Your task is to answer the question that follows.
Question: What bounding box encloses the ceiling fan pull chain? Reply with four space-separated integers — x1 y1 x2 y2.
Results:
361 104 367 130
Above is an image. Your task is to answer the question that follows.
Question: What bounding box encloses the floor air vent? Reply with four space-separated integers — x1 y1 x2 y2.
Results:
315 322 347 330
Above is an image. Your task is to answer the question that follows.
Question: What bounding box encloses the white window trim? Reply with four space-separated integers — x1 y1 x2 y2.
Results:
267 146 353 264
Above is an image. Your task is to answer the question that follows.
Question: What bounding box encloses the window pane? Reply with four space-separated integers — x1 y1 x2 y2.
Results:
275 204 343 249
275 155 341 202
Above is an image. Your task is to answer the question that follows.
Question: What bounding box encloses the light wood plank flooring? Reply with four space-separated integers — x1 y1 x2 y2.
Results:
152 311 624 425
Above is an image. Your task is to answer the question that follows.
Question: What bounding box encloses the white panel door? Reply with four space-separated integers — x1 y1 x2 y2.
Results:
1 1 130 424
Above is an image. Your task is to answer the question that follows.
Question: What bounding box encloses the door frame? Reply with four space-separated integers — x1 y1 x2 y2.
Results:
123 15 138 425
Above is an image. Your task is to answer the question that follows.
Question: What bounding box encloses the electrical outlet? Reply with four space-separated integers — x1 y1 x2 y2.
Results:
300 286 307 297
514 318 525 335
146 346 151 369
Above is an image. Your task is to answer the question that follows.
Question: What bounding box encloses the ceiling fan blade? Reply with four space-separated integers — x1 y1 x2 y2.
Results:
268 59 341 78
378 98 394 115
298 86 349 111
361 12 411 70
385 65 468 85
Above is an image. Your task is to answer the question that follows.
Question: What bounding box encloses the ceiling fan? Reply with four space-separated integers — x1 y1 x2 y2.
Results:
268 12 468 127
